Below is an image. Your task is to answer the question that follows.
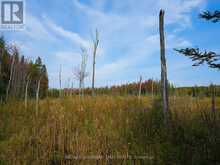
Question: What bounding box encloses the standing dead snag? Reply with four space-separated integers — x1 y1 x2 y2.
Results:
59 64 62 98
91 29 99 97
138 76 142 99
159 10 169 124
36 75 42 116
74 47 89 97
6 46 16 100
24 74 31 109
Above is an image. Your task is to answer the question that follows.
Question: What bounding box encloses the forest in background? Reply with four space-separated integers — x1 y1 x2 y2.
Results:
0 36 48 102
49 82 220 98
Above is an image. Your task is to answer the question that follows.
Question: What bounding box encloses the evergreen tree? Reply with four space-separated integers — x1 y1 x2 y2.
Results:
0 36 49 100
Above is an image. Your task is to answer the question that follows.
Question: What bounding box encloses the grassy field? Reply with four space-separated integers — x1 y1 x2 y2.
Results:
0 96 220 164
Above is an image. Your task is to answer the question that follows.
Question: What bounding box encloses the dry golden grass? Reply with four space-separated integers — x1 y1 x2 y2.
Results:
0 96 219 164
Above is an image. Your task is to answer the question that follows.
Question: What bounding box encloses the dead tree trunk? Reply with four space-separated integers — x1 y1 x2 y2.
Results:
92 29 99 97
6 54 15 100
59 64 62 98
81 81 84 97
36 76 42 116
159 9 169 124
79 79 82 97
71 81 74 97
74 47 88 98
138 76 142 99
25 74 31 109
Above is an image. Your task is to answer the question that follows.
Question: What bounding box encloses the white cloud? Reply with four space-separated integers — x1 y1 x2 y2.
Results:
43 16 90 49
158 0 205 26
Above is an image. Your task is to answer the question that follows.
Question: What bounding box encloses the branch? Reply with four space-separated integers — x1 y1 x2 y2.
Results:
199 10 220 23
174 48 220 70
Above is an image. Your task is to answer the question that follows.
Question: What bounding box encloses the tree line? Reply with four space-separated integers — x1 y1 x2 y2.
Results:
48 78 220 98
0 36 48 102
49 79 162 97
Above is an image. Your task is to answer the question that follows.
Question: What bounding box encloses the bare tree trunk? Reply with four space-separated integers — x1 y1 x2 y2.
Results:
92 52 95 96
74 47 88 98
36 76 42 116
79 79 85 97
6 54 15 100
67 78 71 97
25 75 31 109
159 9 169 125
71 81 74 97
92 29 99 97
82 81 85 97
59 64 62 98
12 62 18 97
138 76 142 99
79 79 82 97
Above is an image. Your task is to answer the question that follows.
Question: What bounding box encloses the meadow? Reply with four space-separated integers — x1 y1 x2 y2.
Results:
0 96 220 165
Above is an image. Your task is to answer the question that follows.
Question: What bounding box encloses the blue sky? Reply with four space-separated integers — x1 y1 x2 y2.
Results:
2 0 220 88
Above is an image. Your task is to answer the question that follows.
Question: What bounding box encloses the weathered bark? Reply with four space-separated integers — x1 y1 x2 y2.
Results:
92 29 99 97
138 76 142 99
159 10 169 124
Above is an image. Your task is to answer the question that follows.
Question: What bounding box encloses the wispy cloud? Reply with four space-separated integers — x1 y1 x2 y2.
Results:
158 0 205 26
43 16 90 48
24 14 57 42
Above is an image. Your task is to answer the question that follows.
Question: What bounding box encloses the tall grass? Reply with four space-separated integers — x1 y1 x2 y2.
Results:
0 96 219 164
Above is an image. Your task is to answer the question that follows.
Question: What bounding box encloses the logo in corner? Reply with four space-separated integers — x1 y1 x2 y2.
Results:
0 0 25 30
